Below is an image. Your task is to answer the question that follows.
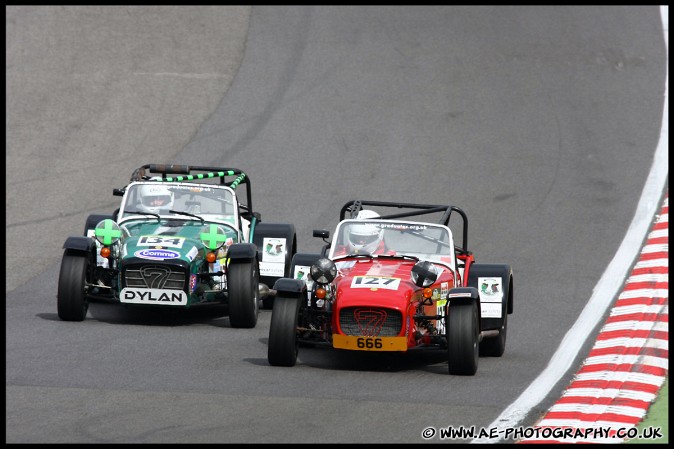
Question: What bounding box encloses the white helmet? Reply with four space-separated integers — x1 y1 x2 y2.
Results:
356 210 380 220
347 210 383 254
139 183 174 213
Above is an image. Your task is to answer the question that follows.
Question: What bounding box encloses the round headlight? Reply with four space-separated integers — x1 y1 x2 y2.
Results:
411 260 438 288
200 224 229 250
94 219 122 246
310 258 337 284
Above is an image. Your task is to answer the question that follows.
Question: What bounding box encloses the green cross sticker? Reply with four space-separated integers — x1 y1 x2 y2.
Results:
200 224 228 250
94 219 122 245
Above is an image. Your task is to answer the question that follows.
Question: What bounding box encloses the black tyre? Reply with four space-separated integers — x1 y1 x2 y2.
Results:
83 214 114 236
254 223 297 310
447 300 479 375
268 294 301 366
263 252 319 310
57 251 89 321
227 260 260 328
479 311 507 357
261 295 275 311
468 263 513 358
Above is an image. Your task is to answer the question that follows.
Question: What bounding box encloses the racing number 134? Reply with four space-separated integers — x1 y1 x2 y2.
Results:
357 337 382 349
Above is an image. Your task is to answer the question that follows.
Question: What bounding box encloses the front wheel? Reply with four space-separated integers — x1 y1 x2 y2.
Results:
447 300 479 375
227 260 259 328
57 251 89 321
268 294 301 366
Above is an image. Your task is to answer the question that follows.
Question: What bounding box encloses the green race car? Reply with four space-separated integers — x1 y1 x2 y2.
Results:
57 164 297 327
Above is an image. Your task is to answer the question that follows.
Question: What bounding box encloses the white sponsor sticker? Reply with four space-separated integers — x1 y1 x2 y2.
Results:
350 276 401 290
478 277 503 318
477 277 503 303
335 260 356 270
260 238 286 276
134 249 181 260
436 299 447 334
292 265 314 301
186 246 198 262
211 258 227 290
448 291 473 298
293 265 313 288
480 302 502 318
120 288 187 305
260 262 285 277
262 238 286 262
137 235 185 248
88 229 109 268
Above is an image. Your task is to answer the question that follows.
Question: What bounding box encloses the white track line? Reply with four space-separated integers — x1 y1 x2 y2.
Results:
472 5 669 443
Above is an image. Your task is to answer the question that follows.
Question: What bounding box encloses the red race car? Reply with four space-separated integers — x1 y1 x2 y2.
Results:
267 200 513 375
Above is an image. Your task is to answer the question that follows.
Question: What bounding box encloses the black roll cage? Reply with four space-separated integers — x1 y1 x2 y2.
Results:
115 163 256 219
339 199 470 255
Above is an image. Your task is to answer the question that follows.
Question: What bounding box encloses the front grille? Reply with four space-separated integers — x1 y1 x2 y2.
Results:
339 307 403 337
123 264 187 290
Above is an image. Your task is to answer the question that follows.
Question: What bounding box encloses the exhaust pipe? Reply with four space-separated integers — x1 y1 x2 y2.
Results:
479 329 500 341
258 283 277 299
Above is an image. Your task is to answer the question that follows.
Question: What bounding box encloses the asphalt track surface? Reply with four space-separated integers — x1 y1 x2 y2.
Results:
5 6 668 444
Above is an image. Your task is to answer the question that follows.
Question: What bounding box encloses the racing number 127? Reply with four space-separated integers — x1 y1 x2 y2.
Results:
356 337 382 349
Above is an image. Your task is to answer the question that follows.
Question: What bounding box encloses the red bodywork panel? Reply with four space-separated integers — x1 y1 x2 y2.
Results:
330 257 460 350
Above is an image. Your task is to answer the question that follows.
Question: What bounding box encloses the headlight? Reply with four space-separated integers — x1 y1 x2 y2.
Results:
94 219 122 246
310 258 337 284
411 260 438 288
200 224 229 250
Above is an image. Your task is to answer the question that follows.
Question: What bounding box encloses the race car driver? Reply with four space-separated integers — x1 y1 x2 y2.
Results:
333 210 390 256
138 183 174 213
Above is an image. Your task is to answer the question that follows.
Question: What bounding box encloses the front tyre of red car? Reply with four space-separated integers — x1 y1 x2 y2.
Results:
227 260 259 328
57 250 89 321
268 294 300 367
447 300 479 375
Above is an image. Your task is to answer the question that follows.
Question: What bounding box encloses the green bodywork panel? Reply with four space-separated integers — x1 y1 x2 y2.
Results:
111 218 240 307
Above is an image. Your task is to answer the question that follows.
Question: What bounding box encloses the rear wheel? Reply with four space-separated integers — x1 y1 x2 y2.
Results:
57 251 89 321
254 224 297 310
480 312 507 357
268 294 301 366
262 294 275 310
447 300 478 375
468 264 512 358
83 214 113 236
227 260 259 328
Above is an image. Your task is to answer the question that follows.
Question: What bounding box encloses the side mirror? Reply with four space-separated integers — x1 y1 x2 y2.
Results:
313 229 330 239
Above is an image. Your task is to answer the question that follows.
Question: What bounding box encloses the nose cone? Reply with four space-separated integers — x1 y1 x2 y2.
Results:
335 259 418 310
